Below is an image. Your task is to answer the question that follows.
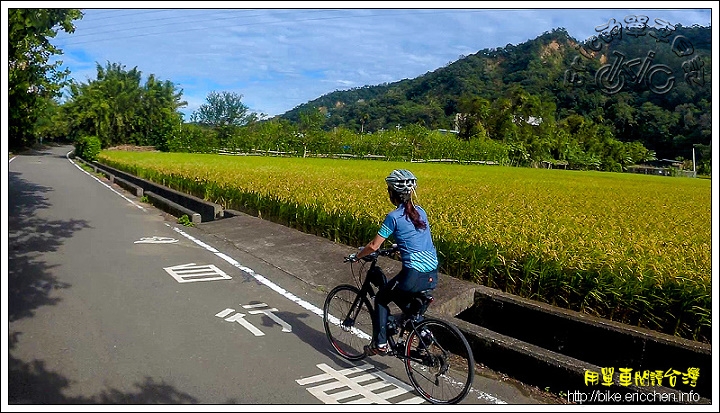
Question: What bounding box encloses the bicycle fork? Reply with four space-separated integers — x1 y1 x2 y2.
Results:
340 294 366 332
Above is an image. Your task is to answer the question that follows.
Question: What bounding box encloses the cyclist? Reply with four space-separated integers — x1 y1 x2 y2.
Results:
349 169 439 356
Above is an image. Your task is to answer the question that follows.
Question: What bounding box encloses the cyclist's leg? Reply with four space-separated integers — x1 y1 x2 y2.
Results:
373 280 395 346
376 267 437 343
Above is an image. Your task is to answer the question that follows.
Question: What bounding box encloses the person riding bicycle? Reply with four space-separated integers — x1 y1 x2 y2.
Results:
349 169 439 356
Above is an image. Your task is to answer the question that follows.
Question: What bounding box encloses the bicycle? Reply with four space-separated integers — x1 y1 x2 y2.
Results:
322 244 475 404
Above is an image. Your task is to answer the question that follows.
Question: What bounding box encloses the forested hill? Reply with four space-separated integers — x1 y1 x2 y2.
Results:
280 25 711 161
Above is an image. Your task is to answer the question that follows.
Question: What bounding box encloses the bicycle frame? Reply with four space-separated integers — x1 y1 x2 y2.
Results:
347 255 435 363
335 259 383 335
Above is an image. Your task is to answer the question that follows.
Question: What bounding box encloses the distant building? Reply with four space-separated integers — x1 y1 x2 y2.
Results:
626 158 692 177
647 159 684 168
512 115 542 126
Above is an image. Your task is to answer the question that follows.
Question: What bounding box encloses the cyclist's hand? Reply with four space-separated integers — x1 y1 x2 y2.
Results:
347 253 358 262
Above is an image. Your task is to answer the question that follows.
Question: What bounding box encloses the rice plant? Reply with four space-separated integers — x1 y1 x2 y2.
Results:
98 150 712 343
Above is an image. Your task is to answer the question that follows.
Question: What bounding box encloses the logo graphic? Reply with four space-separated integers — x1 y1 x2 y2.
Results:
564 15 706 95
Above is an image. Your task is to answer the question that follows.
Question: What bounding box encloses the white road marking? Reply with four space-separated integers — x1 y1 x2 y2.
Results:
215 305 292 335
296 363 426 404
66 151 146 211
222 312 265 336
215 308 235 318
134 236 179 244
244 304 292 333
164 263 232 283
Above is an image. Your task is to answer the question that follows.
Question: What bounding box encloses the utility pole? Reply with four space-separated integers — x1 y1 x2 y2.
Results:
692 145 697 178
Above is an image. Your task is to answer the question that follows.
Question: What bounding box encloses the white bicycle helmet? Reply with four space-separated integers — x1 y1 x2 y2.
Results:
385 169 417 201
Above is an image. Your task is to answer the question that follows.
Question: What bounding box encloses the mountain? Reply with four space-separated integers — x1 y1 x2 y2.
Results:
279 26 712 161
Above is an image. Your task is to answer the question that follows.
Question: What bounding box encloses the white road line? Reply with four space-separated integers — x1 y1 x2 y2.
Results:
171 224 505 404
71 153 507 404
66 151 146 211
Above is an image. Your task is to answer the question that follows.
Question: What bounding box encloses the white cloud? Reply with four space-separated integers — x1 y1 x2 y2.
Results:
41 6 714 117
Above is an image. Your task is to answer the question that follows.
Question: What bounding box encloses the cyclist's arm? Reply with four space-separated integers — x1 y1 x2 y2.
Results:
356 234 386 260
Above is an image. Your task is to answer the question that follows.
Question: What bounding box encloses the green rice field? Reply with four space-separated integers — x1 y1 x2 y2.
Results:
97 150 712 343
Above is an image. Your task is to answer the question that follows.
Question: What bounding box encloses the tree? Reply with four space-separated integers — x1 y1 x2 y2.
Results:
62 62 186 149
138 74 187 150
8 8 83 150
191 91 255 145
191 90 252 127
298 107 326 155
34 96 69 143
359 112 369 134
456 95 490 140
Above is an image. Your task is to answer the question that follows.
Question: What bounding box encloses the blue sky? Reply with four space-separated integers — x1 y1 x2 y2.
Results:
9 3 718 120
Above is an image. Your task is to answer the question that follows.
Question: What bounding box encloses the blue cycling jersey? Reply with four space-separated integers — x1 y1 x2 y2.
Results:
378 204 438 272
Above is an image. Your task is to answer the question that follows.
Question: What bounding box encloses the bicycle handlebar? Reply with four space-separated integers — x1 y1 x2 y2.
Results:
344 244 399 263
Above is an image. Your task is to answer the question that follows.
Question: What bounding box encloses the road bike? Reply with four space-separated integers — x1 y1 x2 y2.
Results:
322 244 475 404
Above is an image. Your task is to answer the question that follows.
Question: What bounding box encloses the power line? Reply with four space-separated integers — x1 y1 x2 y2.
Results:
71 9 261 33
77 8 171 21
54 9 482 47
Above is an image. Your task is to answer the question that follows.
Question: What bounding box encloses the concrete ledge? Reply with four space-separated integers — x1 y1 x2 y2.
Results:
144 191 201 224
79 159 142 197
91 161 223 222
431 312 710 404
431 272 477 317
112 175 143 197
457 285 712 400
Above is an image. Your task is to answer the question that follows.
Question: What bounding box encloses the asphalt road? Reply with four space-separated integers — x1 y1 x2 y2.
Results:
6 144 565 406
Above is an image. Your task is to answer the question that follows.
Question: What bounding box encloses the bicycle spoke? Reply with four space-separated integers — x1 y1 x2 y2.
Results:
404 319 474 404
323 285 373 361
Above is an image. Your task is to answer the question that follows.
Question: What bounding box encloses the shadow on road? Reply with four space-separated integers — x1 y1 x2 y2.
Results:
6 161 221 405
8 332 200 404
7 171 89 322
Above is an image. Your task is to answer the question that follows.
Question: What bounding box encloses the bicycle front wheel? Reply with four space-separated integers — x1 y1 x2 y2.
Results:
404 318 475 404
323 284 374 361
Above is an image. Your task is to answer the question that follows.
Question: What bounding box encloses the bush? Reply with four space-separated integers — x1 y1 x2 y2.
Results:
75 135 102 161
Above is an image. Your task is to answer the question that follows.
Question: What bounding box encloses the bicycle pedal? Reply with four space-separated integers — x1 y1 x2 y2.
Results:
364 344 392 356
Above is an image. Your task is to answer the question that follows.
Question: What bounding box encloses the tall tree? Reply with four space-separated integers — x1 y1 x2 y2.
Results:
138 74 187 150
190 91 255 144
456 95 490 140
63 62 186 149
190 91 254 127
8 8 83 150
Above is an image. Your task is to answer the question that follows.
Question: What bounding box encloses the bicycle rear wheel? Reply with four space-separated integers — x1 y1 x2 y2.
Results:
403 318 474 404
323 284 374 361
